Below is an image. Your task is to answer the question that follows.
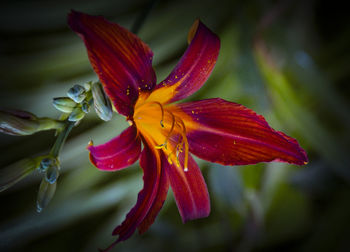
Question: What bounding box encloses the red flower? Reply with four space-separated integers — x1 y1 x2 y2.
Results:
68 11 308 250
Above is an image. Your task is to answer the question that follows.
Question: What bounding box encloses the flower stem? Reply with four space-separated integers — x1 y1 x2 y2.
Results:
50 121 75 158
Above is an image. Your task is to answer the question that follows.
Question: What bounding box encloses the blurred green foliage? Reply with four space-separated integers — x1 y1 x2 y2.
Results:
0 0 349 251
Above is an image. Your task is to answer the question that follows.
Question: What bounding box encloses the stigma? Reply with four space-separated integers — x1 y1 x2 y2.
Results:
134 92 189 172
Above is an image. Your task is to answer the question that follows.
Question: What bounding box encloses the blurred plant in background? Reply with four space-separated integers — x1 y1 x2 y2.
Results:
0 0 349 252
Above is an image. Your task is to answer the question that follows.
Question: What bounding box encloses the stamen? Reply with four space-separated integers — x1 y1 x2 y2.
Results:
134 98 189 172
167 155 173 165
167 145 180 168
176 147 181 167
148 102 165 128
164 115 189 171
175 118 189 172
155 112 175 150
155 143 166 149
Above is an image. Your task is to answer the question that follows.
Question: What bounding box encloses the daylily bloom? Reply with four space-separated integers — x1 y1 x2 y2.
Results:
68 11 308 249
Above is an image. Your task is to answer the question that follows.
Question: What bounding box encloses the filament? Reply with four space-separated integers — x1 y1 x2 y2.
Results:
140 101 165 128
157 113 189 172
174 117 189 172
155 112 175 150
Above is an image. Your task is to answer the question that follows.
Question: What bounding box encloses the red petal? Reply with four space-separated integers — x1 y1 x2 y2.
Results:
138 153 170 234
87 126 141 171
178 98 308 165
165 153 210 222
68 11 156 116
111 139 161 242
146 20 220 105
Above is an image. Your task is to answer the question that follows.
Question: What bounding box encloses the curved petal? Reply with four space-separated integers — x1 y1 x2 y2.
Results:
68 10 156 116
165 153 210 222
87 126 141 171
145 20 220 105
138 153 170 234
177 98 308 165
111 139 161 243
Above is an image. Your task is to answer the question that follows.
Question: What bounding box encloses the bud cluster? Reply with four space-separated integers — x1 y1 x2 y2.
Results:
53 81 112 122
0 81 114 213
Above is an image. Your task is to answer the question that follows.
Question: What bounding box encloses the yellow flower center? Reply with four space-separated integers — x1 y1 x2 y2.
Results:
134 92 189 171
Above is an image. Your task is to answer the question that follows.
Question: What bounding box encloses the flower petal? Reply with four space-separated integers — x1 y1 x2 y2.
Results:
111 139 161 243
68 10 156 116
87 126 141 171
177 98 308 165
165 153 210 222
138 153 169 234
145 20 220 105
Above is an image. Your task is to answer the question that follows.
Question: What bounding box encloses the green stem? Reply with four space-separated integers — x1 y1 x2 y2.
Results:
49 93 94 158
37 118 65 131
50 121 75 157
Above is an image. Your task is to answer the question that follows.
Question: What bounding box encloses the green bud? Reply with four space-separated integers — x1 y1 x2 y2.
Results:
0 109 39 136
67 84 86 103
36 178 56 213
52 97 76 113
38 156 59 175
68 107 85 122
39 157 52 173
91 82 113 121
81 101 90 114
0 158 38 192
83 81 92 92
45 163 60 184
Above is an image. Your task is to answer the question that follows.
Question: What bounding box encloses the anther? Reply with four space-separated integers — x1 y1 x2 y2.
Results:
167 155 173 165
176 148 181 167
155 142 167 149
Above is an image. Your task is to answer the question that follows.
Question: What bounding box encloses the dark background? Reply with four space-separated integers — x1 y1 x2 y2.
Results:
1 0 350 251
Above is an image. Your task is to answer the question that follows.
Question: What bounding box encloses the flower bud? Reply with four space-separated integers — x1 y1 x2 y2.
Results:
83 81 92 92
52 97 76 113
39 157 53 173
81 101 90 114
45 163 60 184
36 178 56 213
91 82 112 121
0 158 38 192
0 109 39 136
0 109 64 136
67 84 86 103
68 107 85 122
